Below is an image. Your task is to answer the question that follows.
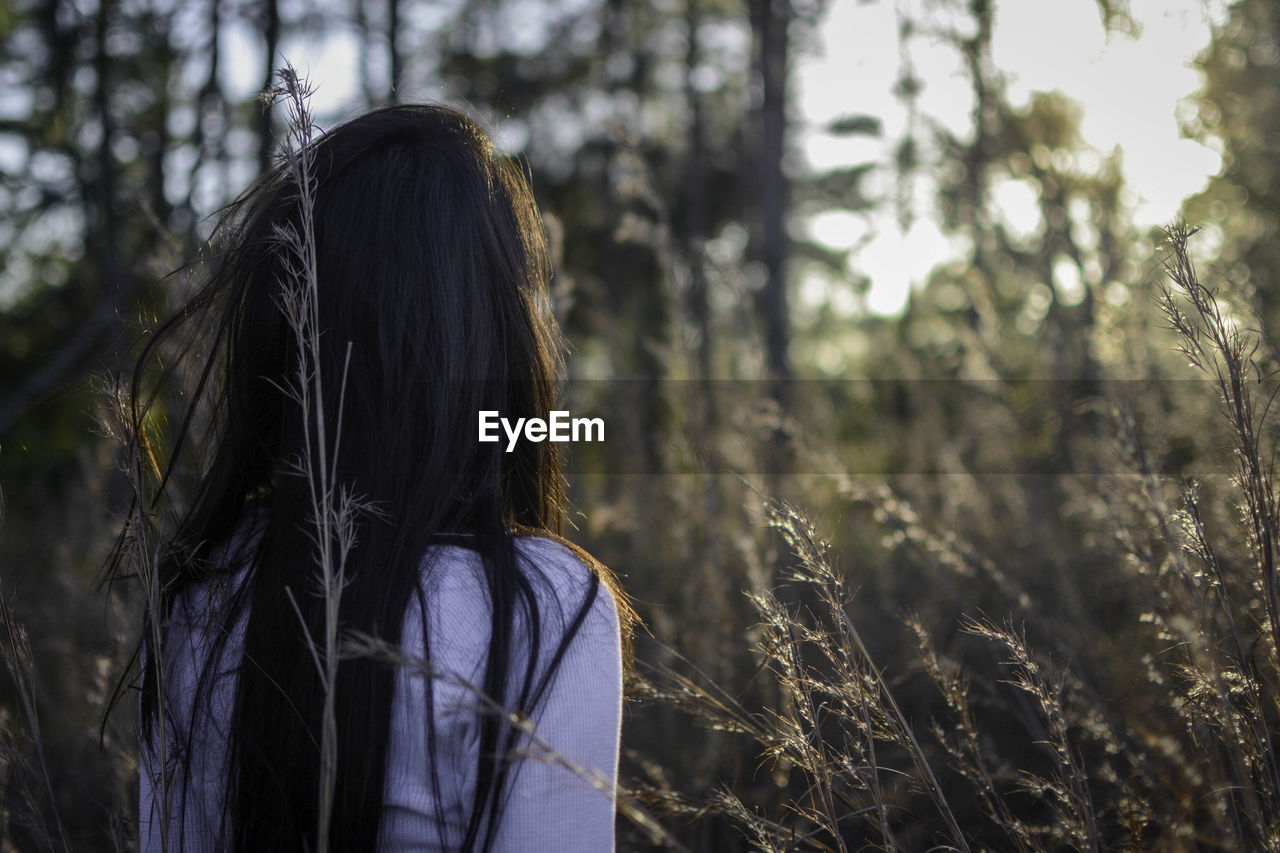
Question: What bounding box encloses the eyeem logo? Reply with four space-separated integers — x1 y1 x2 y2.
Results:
478 410 604 452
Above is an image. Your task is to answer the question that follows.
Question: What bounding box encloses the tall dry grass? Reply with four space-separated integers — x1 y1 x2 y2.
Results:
616 223 1280 851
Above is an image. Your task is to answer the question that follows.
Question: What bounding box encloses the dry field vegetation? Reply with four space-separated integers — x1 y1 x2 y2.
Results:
616 223 1280 851
6 81 1280 853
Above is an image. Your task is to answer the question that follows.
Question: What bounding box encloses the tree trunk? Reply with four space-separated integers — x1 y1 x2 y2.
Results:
355 0 373 106
388 0 401 101
754 0 792 393
257 0 280 176
751 0 794 590
684 0 712 383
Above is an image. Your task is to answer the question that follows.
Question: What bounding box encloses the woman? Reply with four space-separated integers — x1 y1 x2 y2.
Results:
113 102 631 851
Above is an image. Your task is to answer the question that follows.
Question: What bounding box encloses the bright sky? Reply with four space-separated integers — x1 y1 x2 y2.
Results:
796 0 1228 315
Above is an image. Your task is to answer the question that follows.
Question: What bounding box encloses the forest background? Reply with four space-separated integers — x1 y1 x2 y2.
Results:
6 0 1280 849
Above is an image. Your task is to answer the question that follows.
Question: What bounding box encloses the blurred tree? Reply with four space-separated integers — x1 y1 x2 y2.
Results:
1181 0 1280 338
0 0 183 481
836 0 1144 674
0 2 198 841
752 0 792 391
256 0 281 173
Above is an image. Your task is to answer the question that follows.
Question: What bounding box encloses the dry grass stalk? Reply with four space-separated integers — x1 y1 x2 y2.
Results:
257 65 378 852
99 353 174 849
0 583 70 852
1151 222 1280 847
636 500 973 852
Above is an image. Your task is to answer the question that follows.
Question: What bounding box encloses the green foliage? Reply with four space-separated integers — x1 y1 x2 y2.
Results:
1182 0 1280 338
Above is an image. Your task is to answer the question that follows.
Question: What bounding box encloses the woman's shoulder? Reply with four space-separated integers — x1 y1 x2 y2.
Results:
516 535 615 609
517 535 621 645
409 535 618 663
425 534 611 607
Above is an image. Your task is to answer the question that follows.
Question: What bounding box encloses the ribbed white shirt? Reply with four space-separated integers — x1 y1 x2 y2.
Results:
138 536 623 851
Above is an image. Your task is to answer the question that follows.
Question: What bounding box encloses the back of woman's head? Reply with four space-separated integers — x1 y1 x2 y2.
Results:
207 104 562 538
126 104 582 852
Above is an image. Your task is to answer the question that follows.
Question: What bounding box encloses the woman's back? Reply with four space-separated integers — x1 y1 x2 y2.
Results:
140 533 622 852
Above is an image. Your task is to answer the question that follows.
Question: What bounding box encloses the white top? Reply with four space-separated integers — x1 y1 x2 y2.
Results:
138 535 623 851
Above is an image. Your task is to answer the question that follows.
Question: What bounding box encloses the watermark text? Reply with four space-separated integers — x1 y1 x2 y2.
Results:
478 410 604 452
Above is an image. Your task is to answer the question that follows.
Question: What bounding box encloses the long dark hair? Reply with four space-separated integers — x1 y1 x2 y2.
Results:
111 103 624 850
